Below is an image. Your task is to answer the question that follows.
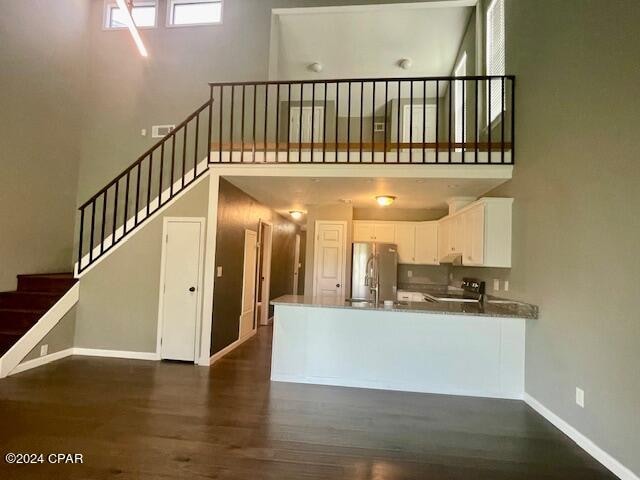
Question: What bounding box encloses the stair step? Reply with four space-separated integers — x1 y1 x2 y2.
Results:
0 308 45 330
0 330 25 356
17 273 76 293
0 292 62 310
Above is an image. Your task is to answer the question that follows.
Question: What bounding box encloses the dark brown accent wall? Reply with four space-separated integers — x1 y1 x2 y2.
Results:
211 178 299 355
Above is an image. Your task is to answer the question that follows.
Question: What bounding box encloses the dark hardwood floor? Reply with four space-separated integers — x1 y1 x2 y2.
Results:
0 326 616 479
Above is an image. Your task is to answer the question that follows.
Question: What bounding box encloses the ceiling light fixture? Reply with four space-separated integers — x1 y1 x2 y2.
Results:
399 58 413 70
308 62 323 73
116 0 148 57
289 210 304 220
376 195 396 207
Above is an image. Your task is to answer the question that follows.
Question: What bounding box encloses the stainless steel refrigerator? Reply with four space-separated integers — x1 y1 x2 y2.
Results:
351 242 398 303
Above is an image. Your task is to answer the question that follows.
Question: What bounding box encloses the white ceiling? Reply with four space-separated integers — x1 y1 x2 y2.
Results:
274 3 474 81
224 175 508 224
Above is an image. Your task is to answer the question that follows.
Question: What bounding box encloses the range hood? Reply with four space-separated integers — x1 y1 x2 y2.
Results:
439 252 463 264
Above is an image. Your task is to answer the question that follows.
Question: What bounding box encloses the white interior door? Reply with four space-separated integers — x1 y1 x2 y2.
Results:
160 219 203 362
290 107 324 142
259 222 273 326
293 234 301 295
313 221 346 299
240 230 258 339
402 104 437 143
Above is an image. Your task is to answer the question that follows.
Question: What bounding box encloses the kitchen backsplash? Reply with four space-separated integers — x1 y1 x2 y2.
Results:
398 264 450 286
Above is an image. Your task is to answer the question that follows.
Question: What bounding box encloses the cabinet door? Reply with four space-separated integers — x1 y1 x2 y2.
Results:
438 218 450 261
451 215 465 254
415 222 439 265
353 222 375 242
463 205 485 265
374 223 396 243
394 223 416 263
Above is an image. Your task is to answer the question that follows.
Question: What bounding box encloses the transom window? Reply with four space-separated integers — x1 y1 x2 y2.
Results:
486 0 506 122
454 52 467 146
168 0 223 26
105 1 157 29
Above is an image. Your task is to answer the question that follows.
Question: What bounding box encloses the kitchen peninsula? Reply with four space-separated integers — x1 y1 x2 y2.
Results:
270 295 537 400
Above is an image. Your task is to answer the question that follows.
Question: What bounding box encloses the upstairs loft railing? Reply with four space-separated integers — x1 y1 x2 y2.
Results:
77 75 515 274
208 75 515 165
76 99 213 274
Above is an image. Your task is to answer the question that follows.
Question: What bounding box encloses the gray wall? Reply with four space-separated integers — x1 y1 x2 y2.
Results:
75 178 209 352
20 307 77 363
212 178 299 354
451 0 640 474
0 0 88 291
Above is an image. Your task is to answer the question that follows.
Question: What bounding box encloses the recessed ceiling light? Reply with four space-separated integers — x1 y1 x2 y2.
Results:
375 195 396 207
311 178 320 183
289 210 304 220
416 179 425 184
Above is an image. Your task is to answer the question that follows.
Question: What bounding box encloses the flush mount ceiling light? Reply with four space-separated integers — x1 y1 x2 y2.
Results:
398 58 413 70
308 62 323 73
116 0 148 57
375 195 396 207
289 210 304 220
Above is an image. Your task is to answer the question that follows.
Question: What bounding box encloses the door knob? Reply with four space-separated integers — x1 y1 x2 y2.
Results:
336 284 341 288
189 287 196 292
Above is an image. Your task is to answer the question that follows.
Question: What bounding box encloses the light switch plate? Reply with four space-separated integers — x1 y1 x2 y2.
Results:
504 280 510 291
407 270 413 278
216 266 223 277
493 279 500 291
40 344 48 357
576 387 585 408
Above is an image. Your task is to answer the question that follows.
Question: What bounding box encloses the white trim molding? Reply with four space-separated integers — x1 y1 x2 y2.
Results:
73 348 160 361
0 282 80 378
209 329 257 365
8 348 75 377
524 393 639 480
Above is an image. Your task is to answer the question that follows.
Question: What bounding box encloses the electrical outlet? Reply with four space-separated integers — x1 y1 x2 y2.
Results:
216 266 223 277
407 270 413 278
493 279 500 291
576 387 585 408
40 344 48 357
504 280 510 291
140 128 147 137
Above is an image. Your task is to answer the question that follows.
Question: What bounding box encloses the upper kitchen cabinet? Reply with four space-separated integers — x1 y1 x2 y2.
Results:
353 221 396 243
438 198 513 268
414 222 439 265
394 223 416 263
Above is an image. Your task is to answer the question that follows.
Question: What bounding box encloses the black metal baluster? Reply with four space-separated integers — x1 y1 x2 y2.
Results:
310 82 315 163
335 82 339 162
359 80 364 162
252 85 257 162
170 134 176 195
397 81 401 163
159 142 165 206
488 78 492 164
100 191 107 255
371 81 376 163
323 82 327 163
347 81 351 163
264 84 269 161
298 83 303 162
436 80 439 164
89 201 96 263
78 207 85 272
475 79 479 163
219 86 223 163
135 163 141 225
194 113 200 175
240 85 245 160
384 81 388 163
146 153 152 215
275 85 280 161
511 77 515 164
124 172 130 234
112 180 119 244
229 85 235 162
422 80 426 163
207 87 213 165
501 77 505 164
462 79 466 163
409 80 414 163
181 124 187 187
287 84 291 163
448 80 452 163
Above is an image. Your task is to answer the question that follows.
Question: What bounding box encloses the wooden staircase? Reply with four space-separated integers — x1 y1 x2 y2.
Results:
0 273 77 356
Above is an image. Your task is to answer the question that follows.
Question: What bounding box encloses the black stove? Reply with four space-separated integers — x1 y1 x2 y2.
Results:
423 278 486 303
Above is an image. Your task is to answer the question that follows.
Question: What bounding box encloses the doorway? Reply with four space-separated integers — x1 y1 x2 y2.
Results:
293 233 301 295
240 230 258 339
312 220 347 299
256 221 273 326
158 217 205 362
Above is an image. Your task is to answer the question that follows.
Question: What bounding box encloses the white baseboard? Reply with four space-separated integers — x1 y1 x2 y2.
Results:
73 348 160 361
0 283 80 378
524 393 638 480
209 329 257 365
8 348 74 376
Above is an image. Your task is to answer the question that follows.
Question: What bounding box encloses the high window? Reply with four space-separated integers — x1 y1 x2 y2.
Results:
486 0 505 122
168 0 223 26
104 1 157 29
454 52 467 146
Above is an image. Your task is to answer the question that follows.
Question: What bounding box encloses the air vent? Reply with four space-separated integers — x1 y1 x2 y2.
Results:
152 125 175 138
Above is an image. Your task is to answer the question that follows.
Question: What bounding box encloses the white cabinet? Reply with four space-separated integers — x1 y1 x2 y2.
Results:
353 222 396 242
437 198 512 268
415 222 439 265
394 223 416 263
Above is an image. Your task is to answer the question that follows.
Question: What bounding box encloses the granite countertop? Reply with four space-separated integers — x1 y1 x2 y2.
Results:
271 294 538 320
